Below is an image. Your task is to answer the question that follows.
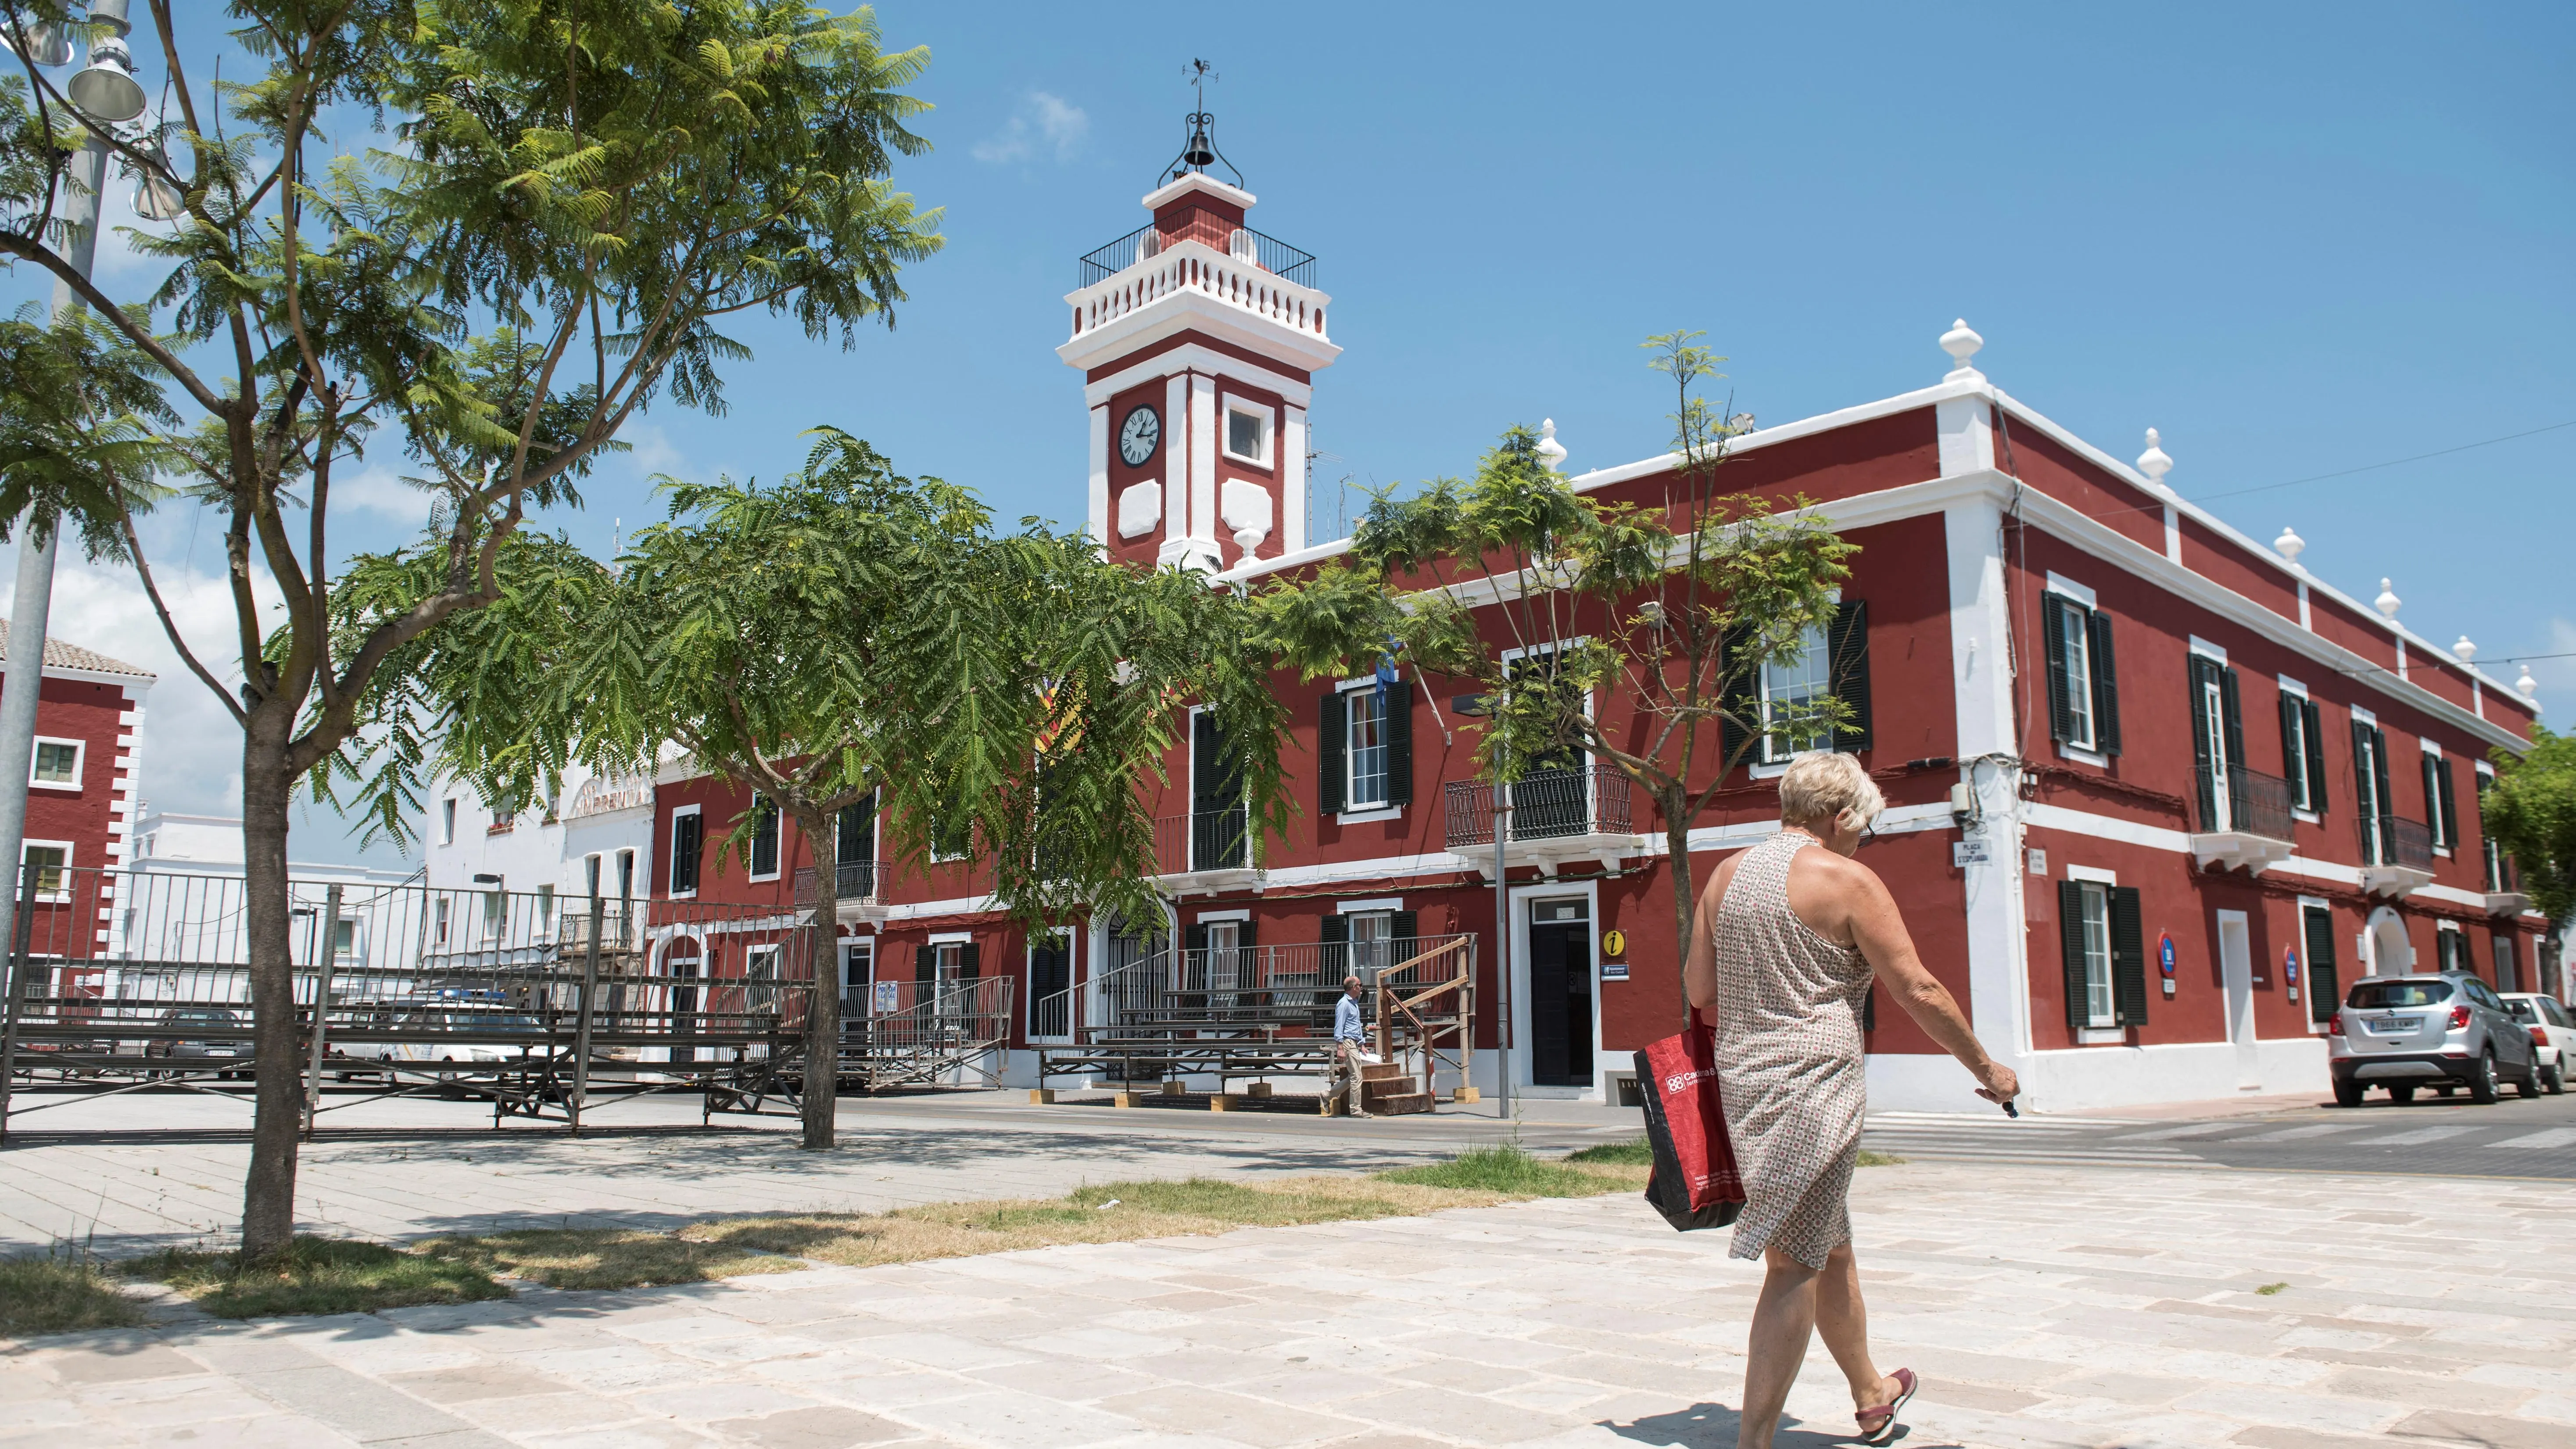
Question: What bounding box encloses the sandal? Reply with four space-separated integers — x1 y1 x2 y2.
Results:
1855 1367 1918 1446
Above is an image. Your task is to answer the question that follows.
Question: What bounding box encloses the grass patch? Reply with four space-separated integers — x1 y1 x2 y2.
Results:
0 1252 153 1336
2254 1281 2289 1296
1566 1137 1654 1166
1857 1149 1906 1167
415 1227 807 1290
125 1236 507 1320
1377 1143 1628 1196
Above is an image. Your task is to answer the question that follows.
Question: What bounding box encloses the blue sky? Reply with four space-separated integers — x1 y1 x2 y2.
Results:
18 2 2574 864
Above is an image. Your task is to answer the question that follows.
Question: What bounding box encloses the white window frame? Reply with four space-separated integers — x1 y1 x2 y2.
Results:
20 839 72 902
747 793 781 881
1756 617 1835 768
2075 879 2116 1030
1330 677 1403 822
1345 683 1391 811
2053 595 2099 757
2279 675 2319 821
2198 669 2233 829
440 798 458 846
29 736 84 792
616 848 637 900
2420 739 2452 856
434 897 451 946
2476 764 2504 890
1346 908 1397 979
1219 394 1275 467
2436 918 2465 973
669 803 703 899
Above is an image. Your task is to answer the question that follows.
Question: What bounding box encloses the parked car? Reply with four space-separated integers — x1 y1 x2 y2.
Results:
2329 972 2542 1106
2501 993 2573 1095
144 1007 249 1078
334 998 540 1078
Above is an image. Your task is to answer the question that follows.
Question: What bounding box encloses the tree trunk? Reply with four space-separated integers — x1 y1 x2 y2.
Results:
238 710 302 1259
1664 789 1697 1027
798 811 838 1150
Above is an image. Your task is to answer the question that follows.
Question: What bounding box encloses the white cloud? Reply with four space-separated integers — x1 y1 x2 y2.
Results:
971 92 1089 165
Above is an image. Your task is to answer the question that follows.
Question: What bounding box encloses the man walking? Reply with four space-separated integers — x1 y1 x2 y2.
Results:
1333 974 1371 1117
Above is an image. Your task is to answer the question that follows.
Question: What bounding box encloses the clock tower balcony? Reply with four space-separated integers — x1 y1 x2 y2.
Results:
1059 174 1338 377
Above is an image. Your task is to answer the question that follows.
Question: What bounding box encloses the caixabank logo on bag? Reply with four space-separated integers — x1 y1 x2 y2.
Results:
1664 1064 1718 1093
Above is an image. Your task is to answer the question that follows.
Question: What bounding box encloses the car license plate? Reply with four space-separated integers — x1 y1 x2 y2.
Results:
2368 1015 2413 1034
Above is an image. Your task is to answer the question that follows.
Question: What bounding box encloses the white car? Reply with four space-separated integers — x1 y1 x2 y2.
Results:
2501 994 2573 1095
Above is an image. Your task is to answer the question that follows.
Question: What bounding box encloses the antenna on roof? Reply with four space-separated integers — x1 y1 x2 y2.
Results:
1162 59 1244 189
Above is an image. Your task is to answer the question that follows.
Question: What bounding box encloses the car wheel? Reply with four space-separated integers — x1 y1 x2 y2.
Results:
2334 1079 2365 1108
2469 1050 2501 1105
2548 1059 2567 1095
2516 1062 2544 1100
2389 1083 2417 1103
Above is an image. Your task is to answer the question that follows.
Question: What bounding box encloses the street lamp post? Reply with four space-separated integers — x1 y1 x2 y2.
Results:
0 0 151 957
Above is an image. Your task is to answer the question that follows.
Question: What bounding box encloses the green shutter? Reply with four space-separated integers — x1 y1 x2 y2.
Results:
2303 907 2339 1024
2369 728 2394 845
2110 886 2148 1026
1319 913 1350 1003
1318 690 1347 816
2301 699 2329 814
2059 880 2090 1029
1828 601 1873 753
2219 667 2247 794
2280 692 2308 811
1720 624 1753 767
915 943 936 984
2434 758 2459 852
1391 909 1419 955
2188 657 2219 830
2088 610 2122 756
2044 599 2074 744
959 941 980 980
1385 681 1414 806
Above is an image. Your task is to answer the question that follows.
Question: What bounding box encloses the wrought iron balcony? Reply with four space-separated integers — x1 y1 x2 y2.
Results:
2357 813 2436 897
1147 807 1254 894
1078 207 1315 288
792 861 881 910
1444 768 1641 877
2188 764 2296 872
555 903 640 954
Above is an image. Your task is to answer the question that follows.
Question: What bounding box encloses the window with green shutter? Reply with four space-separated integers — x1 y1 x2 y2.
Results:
2302 906 2339 1024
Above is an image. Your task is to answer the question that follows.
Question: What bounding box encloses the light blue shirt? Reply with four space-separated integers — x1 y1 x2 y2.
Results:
1335 993 1365 1043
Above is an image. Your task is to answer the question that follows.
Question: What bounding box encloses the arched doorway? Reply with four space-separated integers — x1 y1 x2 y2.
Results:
2365 907 2414 976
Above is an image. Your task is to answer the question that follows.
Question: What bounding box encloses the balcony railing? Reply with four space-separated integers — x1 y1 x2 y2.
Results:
2358 813 2435 872
2193 764 2294 843
792 861 881 908
1035 935 1473 1042
1078 208 1315 288
1151 808 1250 876
1444 767 1634 851
555 904 640 954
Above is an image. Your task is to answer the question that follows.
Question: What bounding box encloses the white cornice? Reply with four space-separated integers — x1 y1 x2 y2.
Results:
1082 344 1314 411
1142 172 1257 212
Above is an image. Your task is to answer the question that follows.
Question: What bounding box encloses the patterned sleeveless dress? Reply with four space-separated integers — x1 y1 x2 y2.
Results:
1707 830 1874 1268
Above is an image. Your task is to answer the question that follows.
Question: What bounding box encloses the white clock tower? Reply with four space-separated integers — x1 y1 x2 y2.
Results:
1059 108 1339 575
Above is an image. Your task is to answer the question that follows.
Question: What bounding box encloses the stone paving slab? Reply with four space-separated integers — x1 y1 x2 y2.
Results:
10 1159 2575 1447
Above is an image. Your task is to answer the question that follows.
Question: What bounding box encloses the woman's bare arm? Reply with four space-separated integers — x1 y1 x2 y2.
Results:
1839 863 2020 1102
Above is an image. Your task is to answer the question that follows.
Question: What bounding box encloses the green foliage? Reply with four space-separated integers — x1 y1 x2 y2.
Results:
2486 725 2576 928
0 304 175 561
123 1235 508 1319
371 428 1287 932
1564 1137 1654 1166
0 1248 152 1336
1375 1144 1626 1196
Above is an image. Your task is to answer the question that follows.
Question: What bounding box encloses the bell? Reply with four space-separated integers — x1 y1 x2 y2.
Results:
1181 117 1215 169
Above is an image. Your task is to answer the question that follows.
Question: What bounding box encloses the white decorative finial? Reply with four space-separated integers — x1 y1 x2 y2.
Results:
2272 526 2304 565
1233 525 1267 556
2518 665 2539 700
2135 428 2173 486
2452 636 2477 664
1535 418 1567 473
1939 318 1984 382
2374 578 2401 620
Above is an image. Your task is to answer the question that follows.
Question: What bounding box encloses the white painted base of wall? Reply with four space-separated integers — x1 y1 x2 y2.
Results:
1863 1039 2329 1115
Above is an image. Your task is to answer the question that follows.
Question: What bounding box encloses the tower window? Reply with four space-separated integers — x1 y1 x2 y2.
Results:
1224 405 1270 465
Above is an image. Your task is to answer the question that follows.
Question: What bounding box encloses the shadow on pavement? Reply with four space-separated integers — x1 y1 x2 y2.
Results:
1601 1401 1884 1447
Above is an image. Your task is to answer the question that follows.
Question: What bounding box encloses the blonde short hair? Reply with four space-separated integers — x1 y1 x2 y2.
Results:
1778 750 1885 833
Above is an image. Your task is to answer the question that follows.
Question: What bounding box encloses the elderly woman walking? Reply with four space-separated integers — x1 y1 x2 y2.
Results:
1682 752 2018 1448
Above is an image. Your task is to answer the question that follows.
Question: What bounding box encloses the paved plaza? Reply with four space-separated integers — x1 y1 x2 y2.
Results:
6 1089 2576 1448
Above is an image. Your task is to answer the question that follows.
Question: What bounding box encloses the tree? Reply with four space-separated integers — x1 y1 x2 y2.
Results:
2486 725 2576 939
1257 333 1856 1014
356 429 1290 1149
0 0 942 1256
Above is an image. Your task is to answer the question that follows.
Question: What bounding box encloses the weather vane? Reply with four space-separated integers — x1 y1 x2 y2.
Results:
1163 58 1243 188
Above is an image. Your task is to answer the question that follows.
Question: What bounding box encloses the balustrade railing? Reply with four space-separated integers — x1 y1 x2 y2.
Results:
1069 241 1327 341
1444 767 1633 850
2194 764 2294 843
2359 813 2436 872
1078 208 1315 288
792 861 880 908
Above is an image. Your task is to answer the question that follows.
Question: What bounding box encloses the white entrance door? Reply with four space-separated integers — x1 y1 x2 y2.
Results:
2217 911 2259 1089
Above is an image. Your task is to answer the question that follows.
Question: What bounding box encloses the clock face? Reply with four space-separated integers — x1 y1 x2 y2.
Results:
1118 405 1161 467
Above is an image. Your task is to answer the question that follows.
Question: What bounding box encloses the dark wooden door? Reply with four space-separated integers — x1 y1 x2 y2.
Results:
1529 921 1592 1085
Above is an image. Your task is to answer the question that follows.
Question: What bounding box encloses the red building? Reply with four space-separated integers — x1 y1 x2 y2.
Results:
644 143 2549 1113
3 621 154 962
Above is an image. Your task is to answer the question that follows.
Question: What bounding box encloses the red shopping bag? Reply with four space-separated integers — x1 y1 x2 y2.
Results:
1634 1009 1744 1231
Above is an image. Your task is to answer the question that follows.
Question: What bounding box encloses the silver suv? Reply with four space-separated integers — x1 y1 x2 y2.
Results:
2329 972 2542 1106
